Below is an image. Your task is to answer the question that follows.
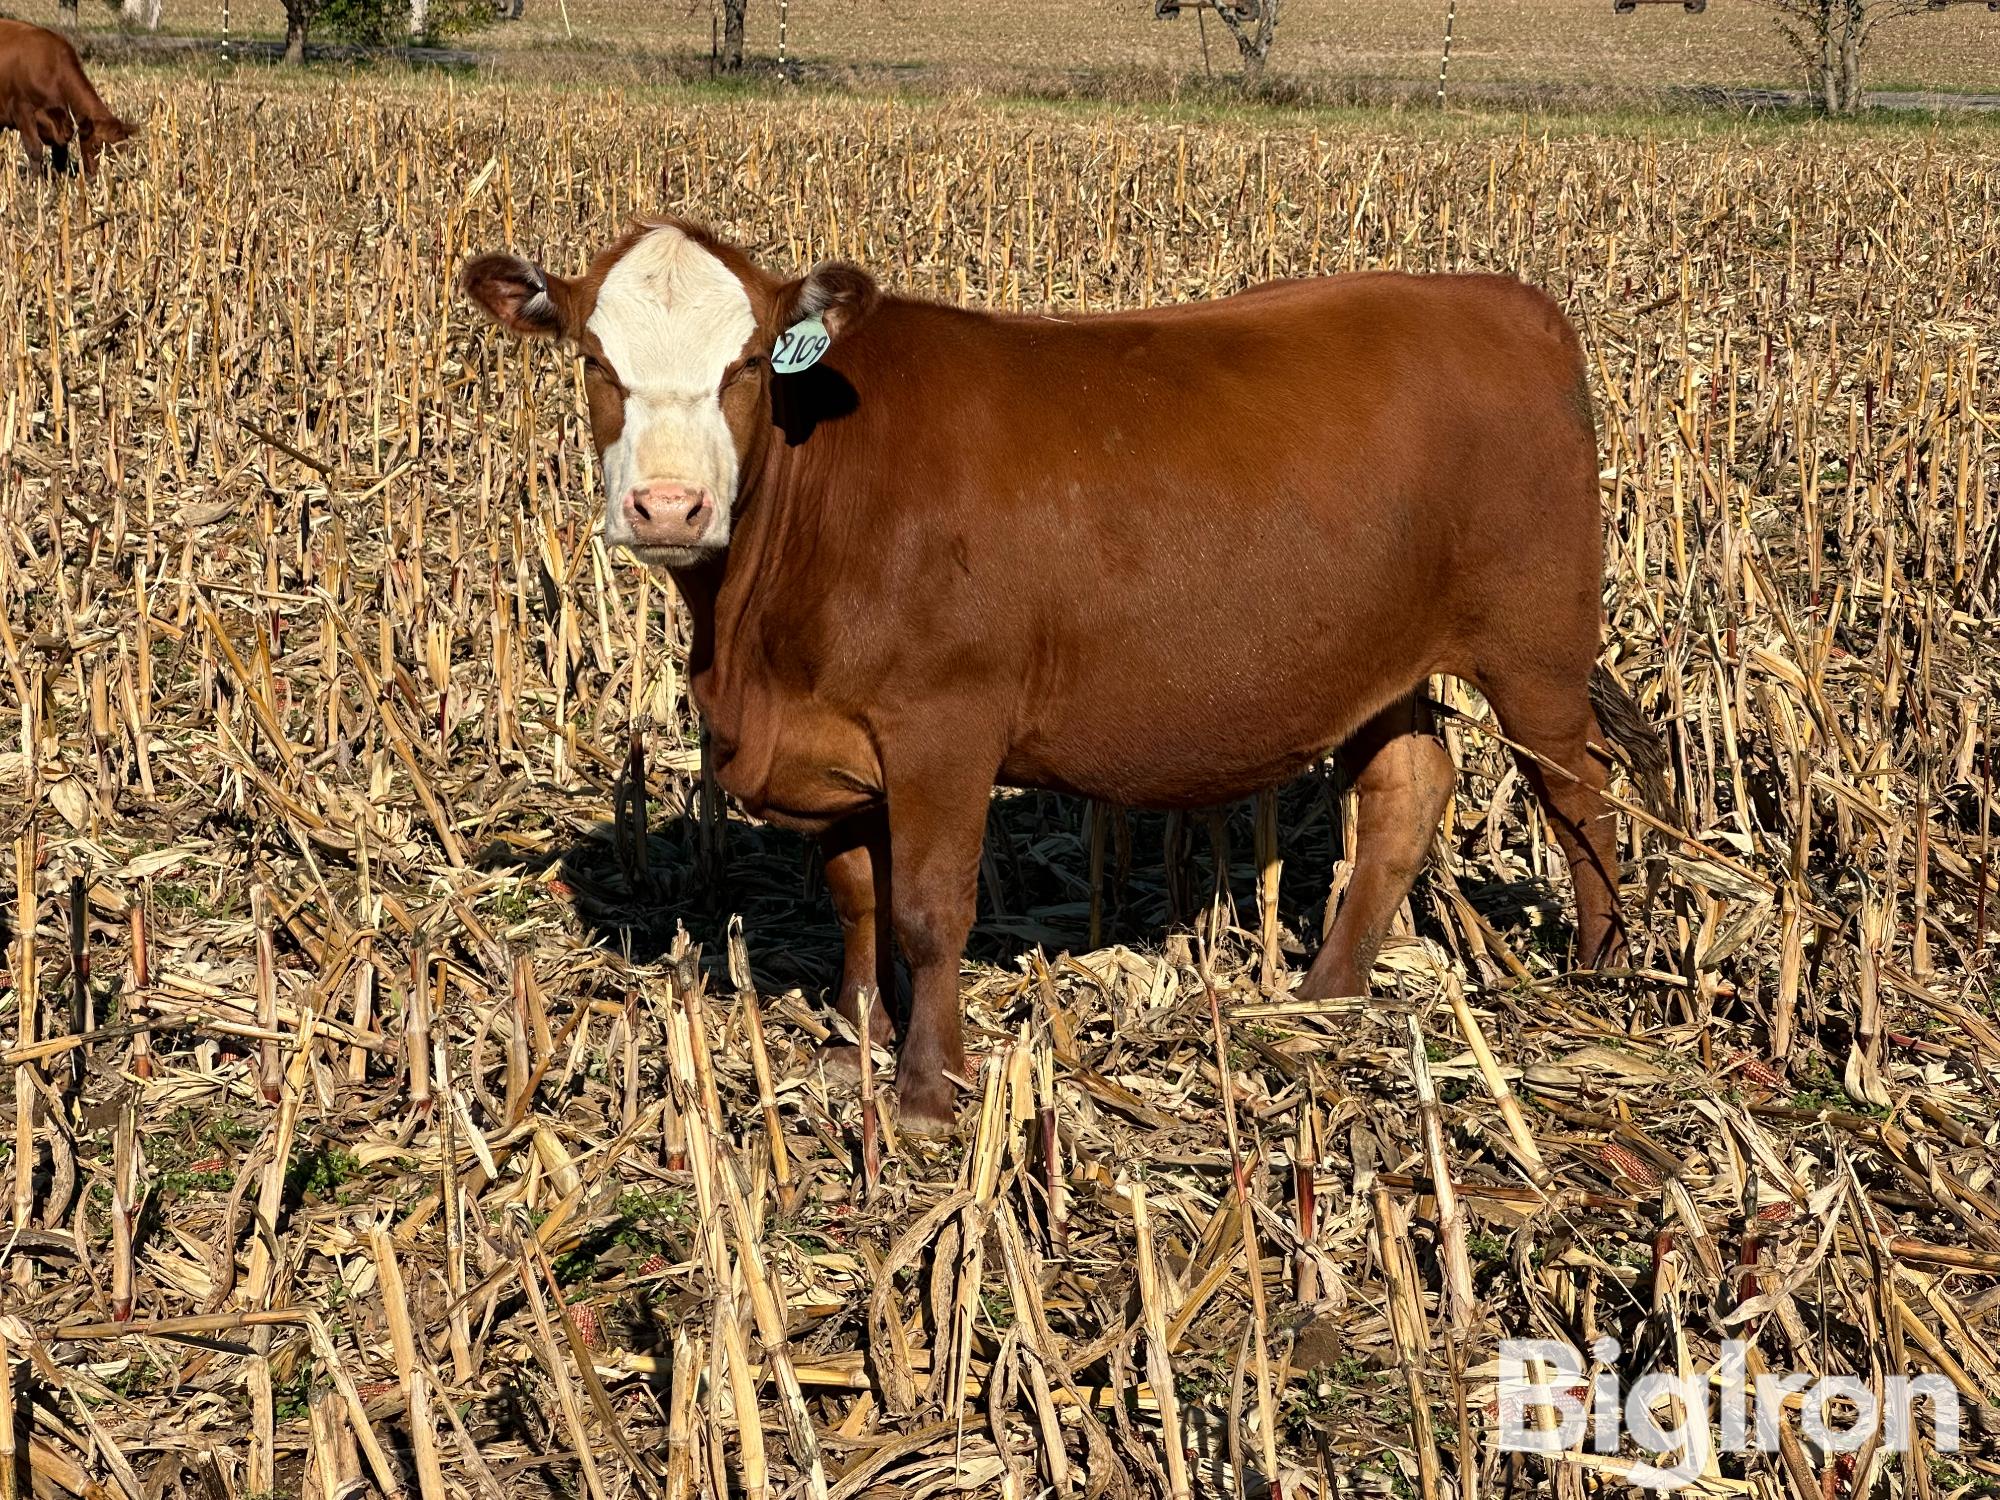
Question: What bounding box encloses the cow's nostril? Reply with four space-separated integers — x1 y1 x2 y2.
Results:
622 485 709 543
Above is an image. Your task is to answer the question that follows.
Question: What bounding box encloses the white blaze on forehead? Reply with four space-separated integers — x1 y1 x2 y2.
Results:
588 226 758 553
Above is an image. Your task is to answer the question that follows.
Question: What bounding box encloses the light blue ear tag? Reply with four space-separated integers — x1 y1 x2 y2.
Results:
772 317 830 374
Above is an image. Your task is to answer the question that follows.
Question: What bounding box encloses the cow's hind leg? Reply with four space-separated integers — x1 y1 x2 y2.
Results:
819 809 897 1079
1297 693 1456 1000
1480 666 1628 969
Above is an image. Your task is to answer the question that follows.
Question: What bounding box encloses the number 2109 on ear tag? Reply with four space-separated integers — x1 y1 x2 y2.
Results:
772 317 831 375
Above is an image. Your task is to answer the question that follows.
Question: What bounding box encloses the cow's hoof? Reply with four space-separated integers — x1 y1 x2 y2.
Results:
896 1084 958 1138
819 1042 895 1085
1291 974 1367 1005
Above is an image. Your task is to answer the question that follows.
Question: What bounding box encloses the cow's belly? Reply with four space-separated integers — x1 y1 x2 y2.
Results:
999 614 1443 810
1000 736 1341 810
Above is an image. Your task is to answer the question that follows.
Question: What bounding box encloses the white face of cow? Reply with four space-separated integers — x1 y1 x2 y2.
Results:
462 219 880 571
585 227 758 566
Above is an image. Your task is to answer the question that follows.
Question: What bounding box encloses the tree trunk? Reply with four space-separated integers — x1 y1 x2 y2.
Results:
1816 22 1840 114
721 0 746 70
56 0 78 27
1838 20 1864 112
283 0 308 61
1805 0 1868 116
1222 0 1277 89
410 0 429 42
1779 0 1879 117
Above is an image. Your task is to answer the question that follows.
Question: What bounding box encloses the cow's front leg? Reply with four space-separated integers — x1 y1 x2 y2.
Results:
31 111 71 176
14 114 47 172
883 753 993 1134
819 809 896 1076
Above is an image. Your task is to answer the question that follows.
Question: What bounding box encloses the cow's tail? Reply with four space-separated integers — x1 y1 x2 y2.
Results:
1588 663 1673 824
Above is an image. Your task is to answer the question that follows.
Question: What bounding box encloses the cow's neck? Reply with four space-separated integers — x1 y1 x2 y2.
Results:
666 557 726 692
668 488 780 728
670 395 838 724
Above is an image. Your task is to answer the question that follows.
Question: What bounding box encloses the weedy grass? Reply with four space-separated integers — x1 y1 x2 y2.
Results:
0 72 1997 1500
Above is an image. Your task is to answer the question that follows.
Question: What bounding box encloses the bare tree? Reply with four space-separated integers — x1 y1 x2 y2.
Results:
1156 0 1279 86
1758 0 1956 113
1212 0 1278 84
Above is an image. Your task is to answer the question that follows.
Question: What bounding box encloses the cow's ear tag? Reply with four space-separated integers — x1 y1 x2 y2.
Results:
772 317 830 375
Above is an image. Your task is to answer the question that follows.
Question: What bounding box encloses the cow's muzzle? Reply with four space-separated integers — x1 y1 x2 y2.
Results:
619 483 712 550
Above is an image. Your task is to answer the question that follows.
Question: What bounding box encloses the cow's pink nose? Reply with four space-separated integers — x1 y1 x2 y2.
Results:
622 483 711 547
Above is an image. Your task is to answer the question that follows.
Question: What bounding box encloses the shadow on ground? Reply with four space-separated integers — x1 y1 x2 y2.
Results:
543 758 1575 1021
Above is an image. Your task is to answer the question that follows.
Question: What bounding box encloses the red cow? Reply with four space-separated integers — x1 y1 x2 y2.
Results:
0 21 133 174
462 218 1665 1131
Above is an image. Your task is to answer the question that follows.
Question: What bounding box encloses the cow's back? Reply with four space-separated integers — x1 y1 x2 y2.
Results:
730 271 1601 809
797 272 1590 571
0 21 118 125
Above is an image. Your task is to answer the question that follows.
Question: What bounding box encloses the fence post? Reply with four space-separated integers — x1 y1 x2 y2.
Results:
1437 0 1455 104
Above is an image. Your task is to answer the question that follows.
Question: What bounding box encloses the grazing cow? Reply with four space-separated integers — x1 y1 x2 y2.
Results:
0 21 133 174
462 218 1666 1132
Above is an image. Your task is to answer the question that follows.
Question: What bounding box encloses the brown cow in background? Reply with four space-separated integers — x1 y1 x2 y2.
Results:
0 20 133 173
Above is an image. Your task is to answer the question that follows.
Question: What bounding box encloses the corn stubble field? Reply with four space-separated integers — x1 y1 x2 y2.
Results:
2 71 2000 1500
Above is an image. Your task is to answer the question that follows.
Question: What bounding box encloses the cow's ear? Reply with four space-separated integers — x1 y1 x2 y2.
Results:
782 262 878 343
462 253 571 339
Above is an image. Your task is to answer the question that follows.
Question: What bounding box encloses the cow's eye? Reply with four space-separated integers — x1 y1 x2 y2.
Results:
729 355 764 384
580 355 609 379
